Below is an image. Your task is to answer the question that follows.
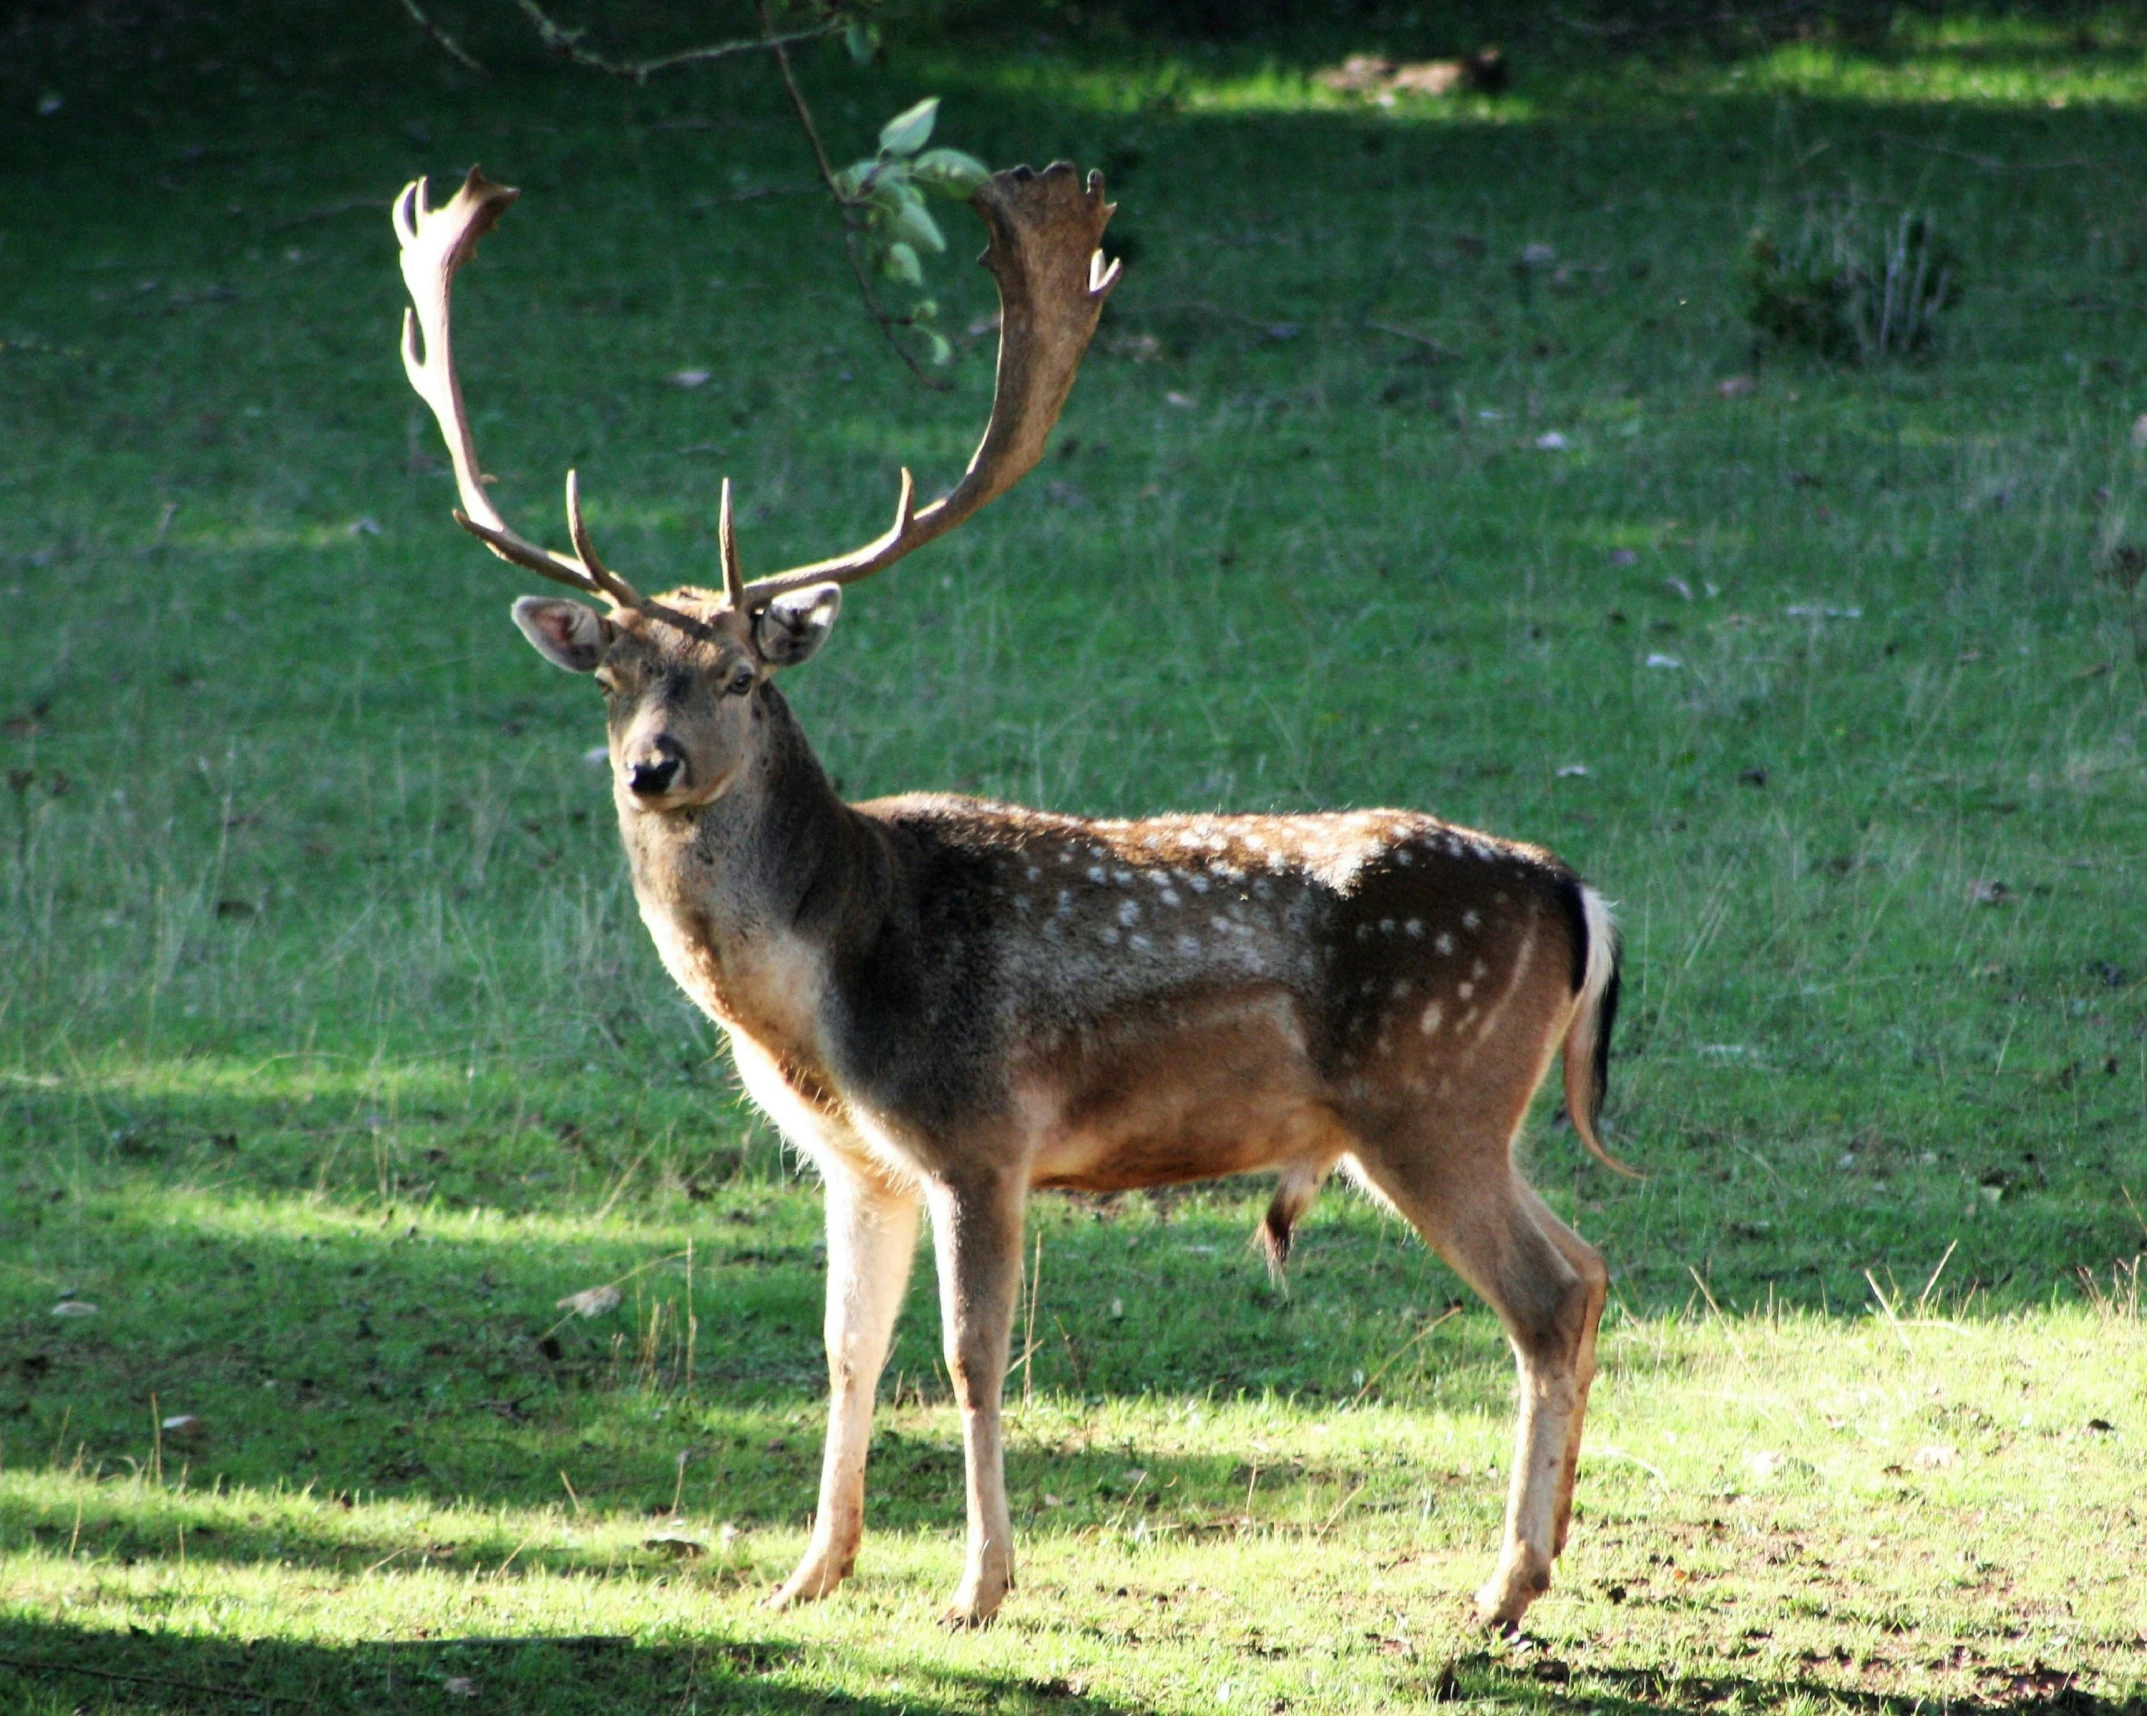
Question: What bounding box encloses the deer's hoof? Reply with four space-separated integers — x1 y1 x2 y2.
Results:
1474 1549 1553 1629
768 1552 852 1611
938 1572 1010 1630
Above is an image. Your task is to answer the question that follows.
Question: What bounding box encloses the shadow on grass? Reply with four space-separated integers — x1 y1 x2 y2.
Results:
0 1621 1142 1715
1432 1651 2142 1716
0 1436 1362 1579
3 1625 2136 1716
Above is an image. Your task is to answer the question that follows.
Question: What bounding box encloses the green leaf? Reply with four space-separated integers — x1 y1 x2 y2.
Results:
912 298 938 323
831 162 867 202
843 21 878 65
884 197 946 255
911 148 990 197
881 241 923 285
920 329 952 367
878 97 939 159
862 166 912 213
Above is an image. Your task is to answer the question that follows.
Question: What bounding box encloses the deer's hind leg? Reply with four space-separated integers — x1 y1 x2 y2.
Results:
1518 1182 1607 1558
1348 1110 1607 1630
771 1153 920 1610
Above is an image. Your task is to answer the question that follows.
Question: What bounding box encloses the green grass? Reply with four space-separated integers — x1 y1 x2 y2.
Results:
3 4 2146 1710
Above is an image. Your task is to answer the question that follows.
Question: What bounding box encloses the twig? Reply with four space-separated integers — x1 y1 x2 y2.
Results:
1865 1268 1912 1353
1686 1265 1760 1382
0 1653 306 1707
1311 1478 1368 1541
1350 1305 1460 1406
1361 319 1458 358
1915 1239 1959 1317
1019 1230 1043 1409
398 0 487 74
516 0 835 83
1588 1442 1667 1483
758 0 949 390
2122 1184 2147 1244
537 1245 689 1341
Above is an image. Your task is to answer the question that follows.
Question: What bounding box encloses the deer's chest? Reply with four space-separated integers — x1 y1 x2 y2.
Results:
640 901 827 1061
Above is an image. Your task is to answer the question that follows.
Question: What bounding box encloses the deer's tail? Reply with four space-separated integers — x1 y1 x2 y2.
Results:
1561 883 1639 1178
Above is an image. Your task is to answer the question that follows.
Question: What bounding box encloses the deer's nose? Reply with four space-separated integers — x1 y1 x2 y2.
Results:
625 740 684 798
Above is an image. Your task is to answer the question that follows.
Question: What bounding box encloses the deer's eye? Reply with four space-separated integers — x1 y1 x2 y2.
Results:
724 664 757 697
594 668 621 695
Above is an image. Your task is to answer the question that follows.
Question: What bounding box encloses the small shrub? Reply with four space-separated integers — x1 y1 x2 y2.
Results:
1743 203 1962 363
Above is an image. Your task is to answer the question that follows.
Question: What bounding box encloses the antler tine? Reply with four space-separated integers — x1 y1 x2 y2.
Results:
717 478 747 612
395 168 641 609
564 470 641 609
739 162 1120 606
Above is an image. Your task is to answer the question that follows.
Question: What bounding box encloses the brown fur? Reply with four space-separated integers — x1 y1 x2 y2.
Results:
398 159 1621 1636
510 588 1624 1632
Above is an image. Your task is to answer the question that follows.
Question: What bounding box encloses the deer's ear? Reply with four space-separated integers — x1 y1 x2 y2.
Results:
753 583 841 669
511 596 611 673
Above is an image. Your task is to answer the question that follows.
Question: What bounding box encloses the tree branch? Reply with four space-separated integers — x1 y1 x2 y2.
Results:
398 0 488 73
755 0 950 390
515 0 837 83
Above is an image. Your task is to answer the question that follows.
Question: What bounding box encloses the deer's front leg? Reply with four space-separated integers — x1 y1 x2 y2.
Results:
925 1167 1027 1628
769 1156 919 1610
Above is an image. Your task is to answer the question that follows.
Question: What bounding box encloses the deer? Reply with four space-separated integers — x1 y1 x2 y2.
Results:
393 161 1628 1631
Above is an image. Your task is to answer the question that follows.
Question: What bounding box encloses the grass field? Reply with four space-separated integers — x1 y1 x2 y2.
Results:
2 3 2145 1709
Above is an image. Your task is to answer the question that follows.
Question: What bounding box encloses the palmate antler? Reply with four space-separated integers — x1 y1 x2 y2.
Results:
394 169 642 609
735 162 1121 604
394 162 1119 615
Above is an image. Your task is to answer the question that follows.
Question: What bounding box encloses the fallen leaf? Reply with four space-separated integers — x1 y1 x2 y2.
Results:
668 369 711 388
1644 653 1682 669
1608 547 1639 567
1913 1443 1959 1470
1533 430 1570 451
1966 880 2014 907
1556 763 1591 778
445 1676 478 1697
160 1414 202 1438
1164 391 1195 408
51 1301 98 1318
1718 375 1756 398
556 1285 622 1318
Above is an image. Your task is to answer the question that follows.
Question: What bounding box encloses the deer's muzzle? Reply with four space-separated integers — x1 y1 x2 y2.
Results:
625 737 685 799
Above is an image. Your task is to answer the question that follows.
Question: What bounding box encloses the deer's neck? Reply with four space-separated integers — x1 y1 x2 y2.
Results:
617 686 880 1064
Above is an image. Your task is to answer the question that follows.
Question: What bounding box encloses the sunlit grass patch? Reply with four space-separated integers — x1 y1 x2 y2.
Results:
1734 38 2147 111
1 1307 2141 1710
6 0 2147 1708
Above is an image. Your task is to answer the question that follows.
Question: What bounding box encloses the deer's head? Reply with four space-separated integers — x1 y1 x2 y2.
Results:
394 162 1119 817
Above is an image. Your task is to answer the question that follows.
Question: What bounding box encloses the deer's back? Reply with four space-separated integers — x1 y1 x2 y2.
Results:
824 795 1590 1179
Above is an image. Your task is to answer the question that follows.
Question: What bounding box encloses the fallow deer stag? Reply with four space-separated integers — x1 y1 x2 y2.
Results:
394 162 1628 1629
